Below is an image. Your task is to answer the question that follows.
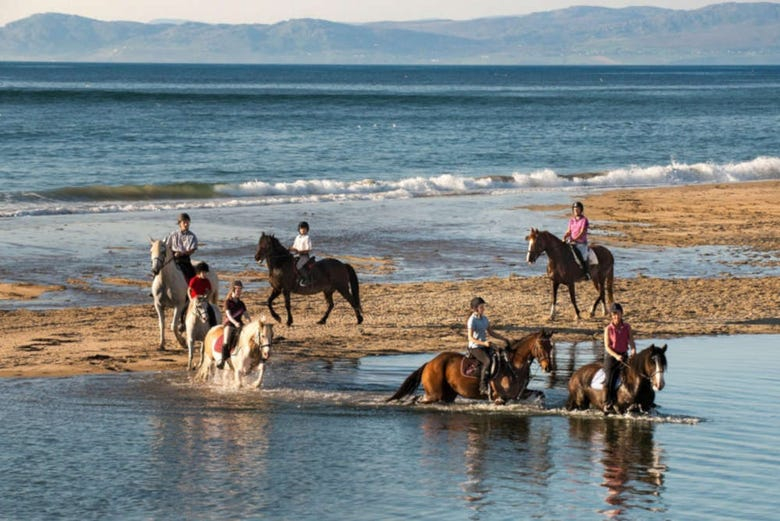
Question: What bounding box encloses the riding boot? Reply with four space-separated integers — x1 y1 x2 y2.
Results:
583 261 590 280
479 369 489 395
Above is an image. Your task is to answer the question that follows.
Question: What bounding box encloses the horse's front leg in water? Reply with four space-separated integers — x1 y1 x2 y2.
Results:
253 363 266 388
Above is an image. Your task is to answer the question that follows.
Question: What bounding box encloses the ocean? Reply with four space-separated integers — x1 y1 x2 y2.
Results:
1 63 779 309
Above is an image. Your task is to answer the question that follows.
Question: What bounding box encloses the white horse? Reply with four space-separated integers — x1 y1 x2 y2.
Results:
150 239 219 351
195 317 274 389
185 294 221 371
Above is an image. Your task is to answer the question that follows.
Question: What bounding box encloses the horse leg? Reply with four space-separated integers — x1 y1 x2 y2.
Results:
317 290 335 325
589 277 604 318
252 362 266 388
566 283 581 321
283 290 293 327
266 288 283 323
549 282 560 321
186 336 194 371
172 306 187 348
155 302 166 351
335 283 363 325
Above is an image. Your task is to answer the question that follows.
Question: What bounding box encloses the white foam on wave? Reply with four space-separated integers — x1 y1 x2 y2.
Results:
2 156 778 218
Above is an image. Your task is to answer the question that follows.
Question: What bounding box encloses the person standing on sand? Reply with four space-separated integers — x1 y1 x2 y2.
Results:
563 201 590 279
603 302 637 413
219 280 251 370
167 212 198 283
467 297 510 396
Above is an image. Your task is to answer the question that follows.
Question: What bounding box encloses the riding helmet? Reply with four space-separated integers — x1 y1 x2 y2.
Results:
470 296 486 310
298 221 310 230
610 302 623 314
196 262 209 273
572 201 584 211
232 280 243 288
178 212 191 223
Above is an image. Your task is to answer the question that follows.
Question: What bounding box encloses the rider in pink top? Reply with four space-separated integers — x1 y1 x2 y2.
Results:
602 302 637 413
563 201 590 279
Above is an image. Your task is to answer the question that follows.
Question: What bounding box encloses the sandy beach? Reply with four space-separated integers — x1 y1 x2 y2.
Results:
1 180 778 378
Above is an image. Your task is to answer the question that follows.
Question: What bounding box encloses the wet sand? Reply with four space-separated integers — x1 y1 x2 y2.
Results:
1 180 778 378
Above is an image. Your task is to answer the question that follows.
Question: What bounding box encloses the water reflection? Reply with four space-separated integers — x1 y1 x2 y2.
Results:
418 412 554 516
568 417 667 519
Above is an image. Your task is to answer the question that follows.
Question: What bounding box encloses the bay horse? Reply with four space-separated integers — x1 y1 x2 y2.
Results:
566 344 668 414
387 329 554 404
525 228 614 321
150 239 219 350
254 232 363 326
184 294 221 371
194 317 274 388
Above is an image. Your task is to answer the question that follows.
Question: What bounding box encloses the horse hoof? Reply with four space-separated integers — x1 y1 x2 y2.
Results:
316 319 326 325
158 346 166 352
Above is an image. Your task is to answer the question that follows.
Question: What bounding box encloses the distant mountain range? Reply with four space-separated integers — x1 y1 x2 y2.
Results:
2 3 779 64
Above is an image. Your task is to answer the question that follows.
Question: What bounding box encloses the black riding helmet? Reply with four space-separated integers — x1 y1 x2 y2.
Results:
298 221 309 230
610 302 623 314
470 296 486 310
195 262 209 273
572 201 584 211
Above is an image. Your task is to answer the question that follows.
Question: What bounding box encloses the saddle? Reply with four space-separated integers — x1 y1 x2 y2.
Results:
590 368 621 391
461 349 502 379
296 257 316 285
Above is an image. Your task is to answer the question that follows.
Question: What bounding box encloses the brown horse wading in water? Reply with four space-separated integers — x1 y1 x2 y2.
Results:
566 344 668 414
254 233 363 326
526 228 614 321
387 329 554 404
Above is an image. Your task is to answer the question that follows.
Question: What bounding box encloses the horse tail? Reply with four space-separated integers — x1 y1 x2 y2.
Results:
387 364 426 402
346 263 362 312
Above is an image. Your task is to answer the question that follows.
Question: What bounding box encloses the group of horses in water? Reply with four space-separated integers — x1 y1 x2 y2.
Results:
149 228 668 414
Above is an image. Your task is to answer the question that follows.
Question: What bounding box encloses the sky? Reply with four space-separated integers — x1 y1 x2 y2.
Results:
0 0 768 27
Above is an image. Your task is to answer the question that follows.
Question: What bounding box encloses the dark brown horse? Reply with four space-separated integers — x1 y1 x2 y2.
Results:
387 329 554 404
566 344 668 414
525 228 615 321
254 233 363 326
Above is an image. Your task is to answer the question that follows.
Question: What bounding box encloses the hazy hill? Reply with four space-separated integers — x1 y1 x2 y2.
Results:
1 3 779 64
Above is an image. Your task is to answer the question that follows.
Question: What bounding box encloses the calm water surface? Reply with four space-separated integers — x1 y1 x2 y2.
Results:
1 334 778 520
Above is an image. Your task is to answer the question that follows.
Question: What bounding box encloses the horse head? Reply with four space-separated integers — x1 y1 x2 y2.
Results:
630 343 668 392
191 294 211 323
508 328 554 372
646 344 668 391
525 228 543 264
150 239 168 275
246 316 274 368
531 328 555 372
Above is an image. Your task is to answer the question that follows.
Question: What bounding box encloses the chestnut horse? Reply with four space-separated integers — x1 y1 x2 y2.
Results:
254 233 363 326
566 344 668 414
525 228 614 321
387 329 554 404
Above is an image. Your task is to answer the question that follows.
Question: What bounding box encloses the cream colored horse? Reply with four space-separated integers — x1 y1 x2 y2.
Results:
150 239 219 350
194 317 274 389
185 294 221 371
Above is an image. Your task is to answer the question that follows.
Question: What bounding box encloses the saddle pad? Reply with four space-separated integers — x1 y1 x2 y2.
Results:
211 334 232 356
590 368 620 391
587 248 599 265
460 357 480 378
